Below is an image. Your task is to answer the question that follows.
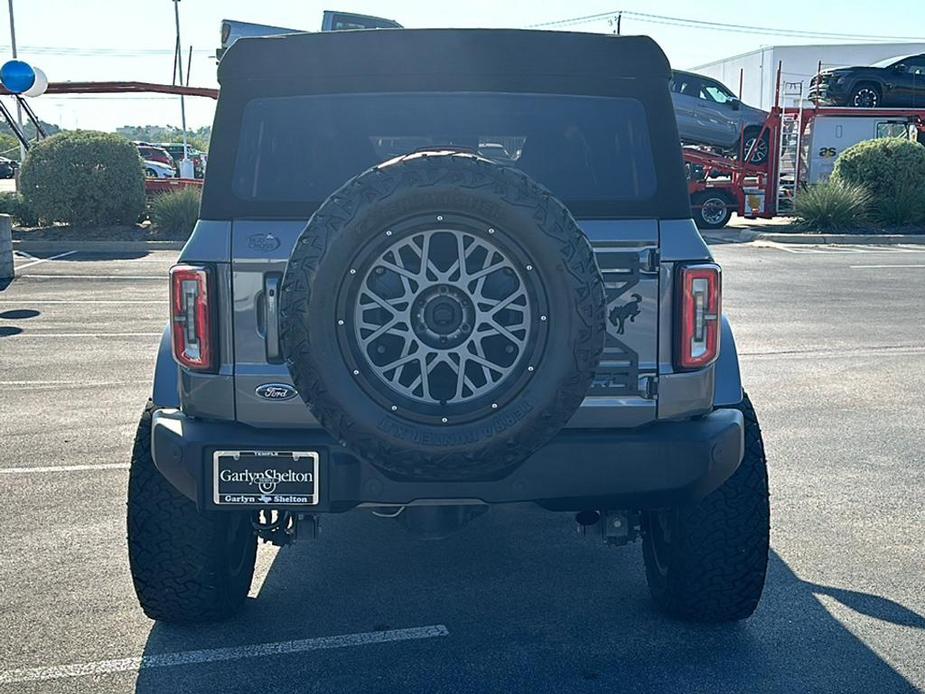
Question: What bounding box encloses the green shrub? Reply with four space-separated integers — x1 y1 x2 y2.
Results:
150 187 201 238
832 138 925 225
792 180 871 231
0 192 38 226
19 131 145 226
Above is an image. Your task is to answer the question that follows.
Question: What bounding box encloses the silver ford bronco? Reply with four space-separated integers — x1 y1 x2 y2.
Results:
127 28 770 624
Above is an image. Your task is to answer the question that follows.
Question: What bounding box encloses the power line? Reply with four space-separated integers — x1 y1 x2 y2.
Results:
529 9 925 43
0 44 213 57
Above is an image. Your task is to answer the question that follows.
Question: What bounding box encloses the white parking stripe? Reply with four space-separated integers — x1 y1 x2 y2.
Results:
2 332 162 337
0 300 159 304
0 625 450 684
849 264 925 269
13 274 161 280
248 544 281 598
0 464 129 474
15 250 78 269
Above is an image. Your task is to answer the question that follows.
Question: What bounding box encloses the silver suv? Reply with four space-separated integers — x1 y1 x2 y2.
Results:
671 69 770 163
127 29 770 625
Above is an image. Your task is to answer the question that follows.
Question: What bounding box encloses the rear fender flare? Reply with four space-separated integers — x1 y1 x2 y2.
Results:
152 324 180 408
714 315 743 407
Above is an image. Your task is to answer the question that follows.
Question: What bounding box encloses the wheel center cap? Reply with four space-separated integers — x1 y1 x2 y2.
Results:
412 285 474 349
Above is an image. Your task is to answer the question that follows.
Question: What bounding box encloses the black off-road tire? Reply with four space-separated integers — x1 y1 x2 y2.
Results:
642 393 770 622
280 151 605 480
127 402 257 623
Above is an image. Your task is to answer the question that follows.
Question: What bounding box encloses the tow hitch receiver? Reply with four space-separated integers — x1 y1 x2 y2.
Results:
576 510 641 546
252 510 319 547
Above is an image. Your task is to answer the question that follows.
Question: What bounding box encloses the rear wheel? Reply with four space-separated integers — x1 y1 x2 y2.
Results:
691 191 733 230
641 393 770 622
127 402 257 623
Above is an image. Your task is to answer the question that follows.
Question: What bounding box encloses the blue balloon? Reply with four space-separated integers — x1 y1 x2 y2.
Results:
0 60 36 94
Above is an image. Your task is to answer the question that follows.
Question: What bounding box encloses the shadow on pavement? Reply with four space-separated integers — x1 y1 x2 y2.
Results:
135 507 921 693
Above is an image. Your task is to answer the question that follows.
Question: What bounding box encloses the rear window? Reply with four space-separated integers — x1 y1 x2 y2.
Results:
232 92 657 211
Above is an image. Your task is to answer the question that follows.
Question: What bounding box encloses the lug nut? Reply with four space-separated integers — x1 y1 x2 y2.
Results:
488 228 495 234
349 268 357 275
441 417 448 423
540 315 547 321
491 403 498 409
353 369 360 376
437 215 444 222
337 319 344 326
528 365 534 372
391 405 398 411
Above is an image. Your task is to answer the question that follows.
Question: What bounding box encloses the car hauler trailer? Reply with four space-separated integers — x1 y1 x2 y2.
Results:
686 63 925 229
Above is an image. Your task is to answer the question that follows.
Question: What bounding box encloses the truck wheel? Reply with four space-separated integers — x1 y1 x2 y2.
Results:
280 151 605 480
741 128 769 165
127 402 257 623
691 191 733 230
850 83 880 108
641 393 770 622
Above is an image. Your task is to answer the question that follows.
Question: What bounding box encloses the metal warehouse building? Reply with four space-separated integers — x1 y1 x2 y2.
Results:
693 42 925 108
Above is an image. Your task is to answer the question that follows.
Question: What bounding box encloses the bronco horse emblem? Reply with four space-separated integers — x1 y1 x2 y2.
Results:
608 293 642 335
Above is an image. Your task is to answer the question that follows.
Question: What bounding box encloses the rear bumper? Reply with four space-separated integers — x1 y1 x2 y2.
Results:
150 408 744 512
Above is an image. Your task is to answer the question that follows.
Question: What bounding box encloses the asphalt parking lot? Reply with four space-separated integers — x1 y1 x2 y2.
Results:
1 241 923 693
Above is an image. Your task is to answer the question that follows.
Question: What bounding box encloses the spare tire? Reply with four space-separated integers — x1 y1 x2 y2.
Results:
280 151 604 480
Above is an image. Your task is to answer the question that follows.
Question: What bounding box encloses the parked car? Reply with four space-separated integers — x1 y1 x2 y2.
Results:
127 29 769 626
142 159 176 179
809 53 925 108
0 156 18 179
135 143 175 170
670 69 770 163
156 143 206 178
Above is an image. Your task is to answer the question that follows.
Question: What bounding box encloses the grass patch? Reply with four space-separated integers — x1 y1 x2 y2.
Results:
792 180 871 231
150 187 201 239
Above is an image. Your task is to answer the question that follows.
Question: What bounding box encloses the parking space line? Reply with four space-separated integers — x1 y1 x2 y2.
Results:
248 544 281 598
15 250 78 270
849 264 925 269
0 300 158 304
7 332 163 340
0 625 450 684
12 274 162 280
0 464 130 474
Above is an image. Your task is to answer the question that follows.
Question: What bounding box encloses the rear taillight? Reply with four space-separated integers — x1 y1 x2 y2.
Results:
170 264 215 371
675 264 721 370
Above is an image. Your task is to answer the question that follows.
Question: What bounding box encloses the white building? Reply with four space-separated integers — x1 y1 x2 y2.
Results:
692 43 925 109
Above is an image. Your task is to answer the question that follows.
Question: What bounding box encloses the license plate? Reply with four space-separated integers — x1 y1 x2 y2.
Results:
213 450 319 506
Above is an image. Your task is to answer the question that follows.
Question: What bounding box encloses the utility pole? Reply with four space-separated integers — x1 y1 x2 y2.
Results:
172 0 191 178
7 0 25 163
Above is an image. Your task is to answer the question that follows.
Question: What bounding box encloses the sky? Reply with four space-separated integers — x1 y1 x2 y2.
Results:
3 1 925 133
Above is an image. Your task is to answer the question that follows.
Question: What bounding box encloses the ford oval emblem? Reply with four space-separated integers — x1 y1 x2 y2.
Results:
247 233 280 252
255 383 298 401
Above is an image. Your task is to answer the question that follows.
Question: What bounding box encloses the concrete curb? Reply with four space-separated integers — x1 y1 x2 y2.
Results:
0 215 13 280
12 239 185 253
735 230 925 245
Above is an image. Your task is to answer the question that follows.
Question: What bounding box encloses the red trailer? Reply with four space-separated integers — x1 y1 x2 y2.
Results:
685 65 925 229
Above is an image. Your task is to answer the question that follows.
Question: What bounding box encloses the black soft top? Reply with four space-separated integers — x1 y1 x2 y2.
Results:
219 29 671 88
203 29 689 221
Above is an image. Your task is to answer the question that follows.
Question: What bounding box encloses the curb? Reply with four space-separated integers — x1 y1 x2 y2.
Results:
658 227 925 247
734 230 925 245
12 239 185 253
